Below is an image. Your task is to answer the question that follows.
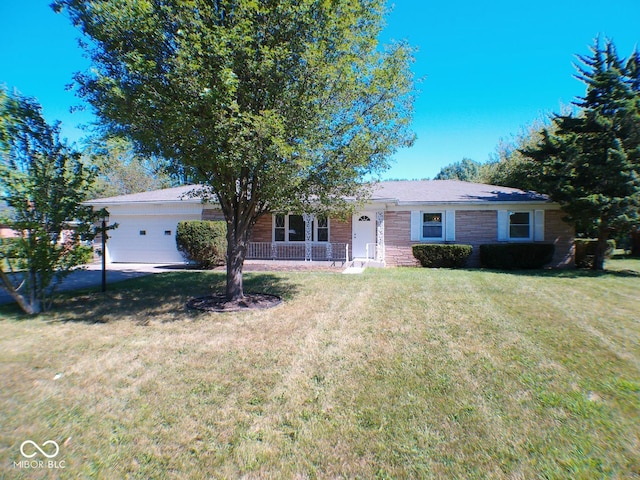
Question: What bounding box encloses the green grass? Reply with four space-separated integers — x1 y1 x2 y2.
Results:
1 258 639 479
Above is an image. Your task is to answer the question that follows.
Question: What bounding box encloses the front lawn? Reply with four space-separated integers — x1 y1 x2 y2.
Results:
1 259 639 478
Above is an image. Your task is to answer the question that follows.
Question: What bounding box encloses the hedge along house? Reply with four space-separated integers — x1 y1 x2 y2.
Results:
87 180 575 268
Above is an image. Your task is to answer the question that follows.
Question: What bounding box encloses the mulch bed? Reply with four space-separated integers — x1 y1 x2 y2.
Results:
186 293 282 312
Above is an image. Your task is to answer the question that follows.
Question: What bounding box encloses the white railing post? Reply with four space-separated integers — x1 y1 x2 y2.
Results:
376 211 385 263
303 213 313 262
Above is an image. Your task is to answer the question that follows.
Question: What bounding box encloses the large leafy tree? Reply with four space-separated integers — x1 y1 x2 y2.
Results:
483 119 557 192
0 89 99 314
53 0 415 301
434 157 483 182
523 39 640 270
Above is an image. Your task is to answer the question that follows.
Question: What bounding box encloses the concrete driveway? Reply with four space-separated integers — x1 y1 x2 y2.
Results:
0 262 186 306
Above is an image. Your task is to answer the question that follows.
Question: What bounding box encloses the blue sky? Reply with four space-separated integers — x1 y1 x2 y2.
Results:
1 1 639 179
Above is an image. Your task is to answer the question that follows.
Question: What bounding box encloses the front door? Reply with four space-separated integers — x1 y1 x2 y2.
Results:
352 213 376 259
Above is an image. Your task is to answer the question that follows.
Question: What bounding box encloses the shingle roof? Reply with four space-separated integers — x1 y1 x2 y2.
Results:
371 180 549 204
87 180 549 206
88 184 204 205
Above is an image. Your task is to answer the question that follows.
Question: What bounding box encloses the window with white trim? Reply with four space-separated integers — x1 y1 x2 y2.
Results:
273 214 329 242
509 211 531 239
274 214 286 241
422 212 444 240
317 215 329 242
288 214 305 241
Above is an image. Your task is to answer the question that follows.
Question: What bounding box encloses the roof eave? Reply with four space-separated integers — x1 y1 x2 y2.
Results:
393 199 554 206
85 198 211 206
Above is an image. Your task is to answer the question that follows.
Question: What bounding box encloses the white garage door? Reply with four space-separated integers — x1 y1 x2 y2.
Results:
107 214 201 263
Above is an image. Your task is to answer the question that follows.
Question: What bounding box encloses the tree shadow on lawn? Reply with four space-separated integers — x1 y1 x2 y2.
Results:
2 271 300 323
479 266 640 279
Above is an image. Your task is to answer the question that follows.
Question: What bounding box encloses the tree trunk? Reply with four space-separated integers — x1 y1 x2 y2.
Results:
592 224 610 271
226 244 246 301
0 269 38 315
631 227 640 257
225 223 249 302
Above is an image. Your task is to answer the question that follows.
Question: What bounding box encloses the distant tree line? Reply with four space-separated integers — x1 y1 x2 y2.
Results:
433 120 554 191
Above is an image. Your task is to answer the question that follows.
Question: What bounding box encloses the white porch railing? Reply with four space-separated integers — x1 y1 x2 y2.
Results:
364 243 378 260
247 242 349 262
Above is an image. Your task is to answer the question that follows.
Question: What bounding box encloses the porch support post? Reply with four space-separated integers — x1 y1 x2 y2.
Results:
303 213 314 261
376 211 385 263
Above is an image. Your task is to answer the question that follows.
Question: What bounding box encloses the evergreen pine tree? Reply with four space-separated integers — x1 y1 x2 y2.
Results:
523 38 640 270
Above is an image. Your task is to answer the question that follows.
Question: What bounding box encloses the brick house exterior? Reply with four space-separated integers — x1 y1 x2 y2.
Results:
382 208 574 267
89 180 575 267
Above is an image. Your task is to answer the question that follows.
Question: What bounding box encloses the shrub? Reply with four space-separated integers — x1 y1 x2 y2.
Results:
574 238 616 268
2 239 94 265
74 245 95 265
412 244 473 268
176 220 227 268
480 243 555 269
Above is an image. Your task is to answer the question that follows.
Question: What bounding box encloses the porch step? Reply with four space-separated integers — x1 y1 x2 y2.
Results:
342 258 384 274
342 264 365 274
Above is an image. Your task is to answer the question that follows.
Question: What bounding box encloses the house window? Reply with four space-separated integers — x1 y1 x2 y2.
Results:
273 214 329 242
274 214 286 241
288 214 305 241
317 216 329 242
164 230 172 236
422 212 443 239
139 230 146 236
509 212 531 239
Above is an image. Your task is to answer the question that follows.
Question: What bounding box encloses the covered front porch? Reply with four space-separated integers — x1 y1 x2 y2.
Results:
246 210 386 264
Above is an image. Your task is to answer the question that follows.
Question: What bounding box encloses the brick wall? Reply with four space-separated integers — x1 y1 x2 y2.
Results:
382 210 496 267
455 210 498 267
201 208 225 221
201 210 278 244
384 211 420 267
330 217 352 244
251 215 273 242
383 209 574 268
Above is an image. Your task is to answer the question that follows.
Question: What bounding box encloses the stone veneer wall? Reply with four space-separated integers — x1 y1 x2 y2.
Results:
384 209 574 268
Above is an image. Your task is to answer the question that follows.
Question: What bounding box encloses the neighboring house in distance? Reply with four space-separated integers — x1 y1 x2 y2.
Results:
0 202 17 239
0 225 18 239
87 180 575 268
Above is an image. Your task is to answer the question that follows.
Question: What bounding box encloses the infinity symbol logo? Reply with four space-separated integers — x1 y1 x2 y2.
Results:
20 440 59 459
